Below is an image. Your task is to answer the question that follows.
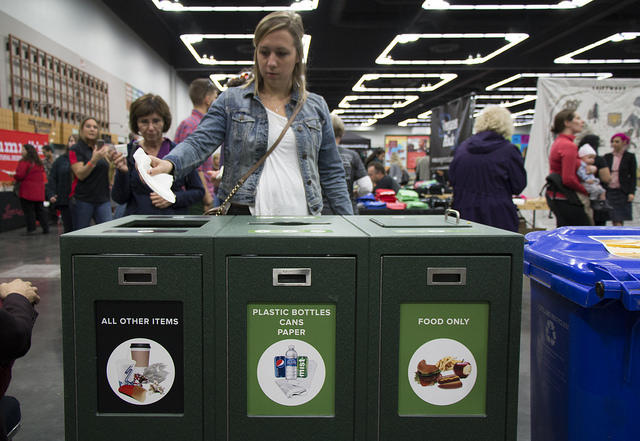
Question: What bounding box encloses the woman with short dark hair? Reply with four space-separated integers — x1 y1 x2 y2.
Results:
111 94 204 214
14 144 49 235
604 132 636 226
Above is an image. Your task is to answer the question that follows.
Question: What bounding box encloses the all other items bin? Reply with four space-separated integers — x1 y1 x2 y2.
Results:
60 215 231 441
524 227 640 441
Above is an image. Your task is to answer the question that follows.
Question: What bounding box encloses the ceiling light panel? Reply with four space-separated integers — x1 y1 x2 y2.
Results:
181 34 311 65
485 72 613 90
152 0 319 12
398 118 431 127
352 73 457 92
422 0 592 10
475 94 537 107
333 108 395 119
338 95 419 108
376 33 528 65
555 33 640 64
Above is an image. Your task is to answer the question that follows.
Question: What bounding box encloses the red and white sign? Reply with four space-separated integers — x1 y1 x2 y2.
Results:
0 129 48 183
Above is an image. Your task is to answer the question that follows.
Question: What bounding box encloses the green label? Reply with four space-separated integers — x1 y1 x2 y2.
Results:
247 304 336 416
398 303 488 416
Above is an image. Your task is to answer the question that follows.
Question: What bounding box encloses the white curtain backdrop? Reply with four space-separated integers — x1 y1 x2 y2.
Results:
524 78 640 198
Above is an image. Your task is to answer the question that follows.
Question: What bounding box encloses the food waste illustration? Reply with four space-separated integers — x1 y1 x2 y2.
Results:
407 338 478 406
106 338 175 405
415 356 472 389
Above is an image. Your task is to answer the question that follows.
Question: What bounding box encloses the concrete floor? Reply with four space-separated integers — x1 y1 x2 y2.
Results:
1 221 533 441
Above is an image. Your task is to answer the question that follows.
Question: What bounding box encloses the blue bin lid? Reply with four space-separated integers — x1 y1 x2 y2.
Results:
524 226 640 311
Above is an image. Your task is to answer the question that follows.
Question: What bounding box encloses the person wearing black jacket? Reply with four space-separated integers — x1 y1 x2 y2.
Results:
47 141 73 233
604 132 637 226
0 279 39 441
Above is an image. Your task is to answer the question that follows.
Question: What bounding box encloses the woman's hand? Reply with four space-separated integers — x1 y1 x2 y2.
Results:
628 193 635 202
150 192 173 208
92 144 110 162
111 151 128 172
148 156 174 176
49 195 57 204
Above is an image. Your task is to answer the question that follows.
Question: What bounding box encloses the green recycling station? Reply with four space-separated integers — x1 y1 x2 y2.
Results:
60 213 523 441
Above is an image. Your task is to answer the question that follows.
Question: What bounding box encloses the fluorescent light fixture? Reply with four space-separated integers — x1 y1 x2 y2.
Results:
209 73 240 91
152 0 318 12
475 94 537 107
376 33 528 65
398 118 431 127
333 108 395 119
511 109 536 117
555 33 640 64
352 73 457 92
181 34 311 65
422 0 592 10
417 110 432 119
486 72 613 90
338 95 419 108
514 120 534 126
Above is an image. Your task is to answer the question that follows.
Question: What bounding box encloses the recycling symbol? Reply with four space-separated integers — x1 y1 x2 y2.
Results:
545 319 557 346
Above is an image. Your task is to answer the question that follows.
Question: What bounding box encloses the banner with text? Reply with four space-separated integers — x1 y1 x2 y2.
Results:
429 95 475 169
0 129 48 184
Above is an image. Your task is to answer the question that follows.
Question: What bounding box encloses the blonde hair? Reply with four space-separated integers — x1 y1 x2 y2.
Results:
251 11 307 94
390 152 403 166
474 106 514 139
331 114 345 139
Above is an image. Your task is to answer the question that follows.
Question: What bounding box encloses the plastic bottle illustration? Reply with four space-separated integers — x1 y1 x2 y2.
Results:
285 345 298 380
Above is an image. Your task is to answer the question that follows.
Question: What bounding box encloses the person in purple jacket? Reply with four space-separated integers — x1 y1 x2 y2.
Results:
449 106 527 232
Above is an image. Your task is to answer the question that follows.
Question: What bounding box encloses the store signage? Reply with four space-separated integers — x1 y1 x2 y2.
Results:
0 129 48 184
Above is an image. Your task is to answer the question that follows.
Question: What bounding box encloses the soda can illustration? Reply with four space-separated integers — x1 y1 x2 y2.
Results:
274 356 286 378
297 356 308 378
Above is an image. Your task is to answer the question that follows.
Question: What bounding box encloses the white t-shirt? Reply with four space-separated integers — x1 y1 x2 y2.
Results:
251 108 309 216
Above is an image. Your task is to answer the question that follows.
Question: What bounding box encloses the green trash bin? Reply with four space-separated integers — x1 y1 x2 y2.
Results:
211 215 369 441
60 215 231 441
345 212 524 440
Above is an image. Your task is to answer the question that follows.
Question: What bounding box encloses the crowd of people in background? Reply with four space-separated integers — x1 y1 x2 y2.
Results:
8 10 637 233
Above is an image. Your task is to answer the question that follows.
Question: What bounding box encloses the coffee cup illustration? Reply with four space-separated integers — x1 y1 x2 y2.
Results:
130 342 151 368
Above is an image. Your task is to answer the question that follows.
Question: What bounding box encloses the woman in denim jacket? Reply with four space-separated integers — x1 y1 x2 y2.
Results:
146 11 352 215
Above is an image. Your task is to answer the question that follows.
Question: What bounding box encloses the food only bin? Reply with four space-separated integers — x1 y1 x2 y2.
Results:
345 211 524 441
524 227 640 441
211 216 369 441
60 215 231 441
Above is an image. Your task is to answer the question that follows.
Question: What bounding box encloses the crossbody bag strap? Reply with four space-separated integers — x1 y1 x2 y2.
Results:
205 94 306 215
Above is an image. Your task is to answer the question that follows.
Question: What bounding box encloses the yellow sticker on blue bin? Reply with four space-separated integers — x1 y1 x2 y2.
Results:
591 236 640 259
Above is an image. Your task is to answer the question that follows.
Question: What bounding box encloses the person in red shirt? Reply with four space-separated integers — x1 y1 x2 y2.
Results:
546 109 590 227
14 144 49 235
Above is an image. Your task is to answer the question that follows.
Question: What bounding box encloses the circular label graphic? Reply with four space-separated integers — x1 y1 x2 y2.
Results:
106 338 175 406
408 338 477 406
256 339 325 406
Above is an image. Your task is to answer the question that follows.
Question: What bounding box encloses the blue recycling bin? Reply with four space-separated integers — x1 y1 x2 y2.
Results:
524 227 640 441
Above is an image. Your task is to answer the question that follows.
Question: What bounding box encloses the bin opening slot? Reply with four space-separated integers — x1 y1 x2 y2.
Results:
369 218 471 228
118 267 157 285
273 268 311 286
116 219 208 228
249 221 330 226
427 268 466 285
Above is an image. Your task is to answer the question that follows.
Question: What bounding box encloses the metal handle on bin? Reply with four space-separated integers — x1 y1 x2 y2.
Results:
118 267 157 285
273 268 311 287
444 209 460 224
427 267 467 285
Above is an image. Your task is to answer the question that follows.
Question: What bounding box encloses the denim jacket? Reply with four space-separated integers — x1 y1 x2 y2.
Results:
165 85 353 215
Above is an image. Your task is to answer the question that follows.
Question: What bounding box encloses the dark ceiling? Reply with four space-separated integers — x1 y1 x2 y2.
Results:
102 0 640 127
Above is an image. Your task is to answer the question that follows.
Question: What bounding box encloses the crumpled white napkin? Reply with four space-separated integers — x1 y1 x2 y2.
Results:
133 148 176 203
